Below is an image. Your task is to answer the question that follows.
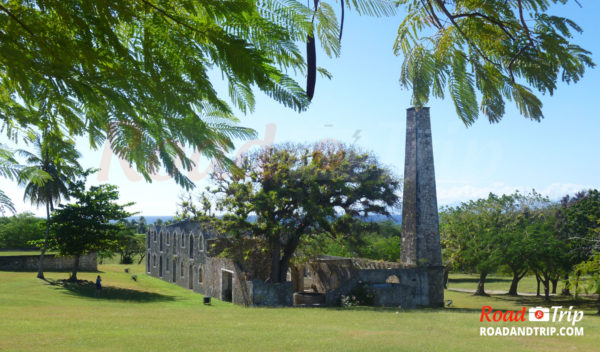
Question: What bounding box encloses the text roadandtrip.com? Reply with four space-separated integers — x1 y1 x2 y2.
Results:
478 306 585 337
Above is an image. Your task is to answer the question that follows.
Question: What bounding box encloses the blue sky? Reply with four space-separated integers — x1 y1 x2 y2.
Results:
3 1 600 216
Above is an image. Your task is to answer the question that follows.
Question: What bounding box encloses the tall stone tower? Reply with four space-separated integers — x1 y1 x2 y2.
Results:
401 107 444 307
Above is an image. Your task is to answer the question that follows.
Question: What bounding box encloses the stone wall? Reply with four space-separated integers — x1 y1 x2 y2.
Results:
309 257 431 308
146 221 292 307
247 280 293 307
0 253 97 271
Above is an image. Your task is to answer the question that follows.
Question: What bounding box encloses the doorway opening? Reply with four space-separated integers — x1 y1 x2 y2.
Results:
221 269 233 302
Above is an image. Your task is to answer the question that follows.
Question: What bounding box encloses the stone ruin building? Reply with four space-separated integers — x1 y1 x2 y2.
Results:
146 220 292 306
146 107 444 308
146 219 438 308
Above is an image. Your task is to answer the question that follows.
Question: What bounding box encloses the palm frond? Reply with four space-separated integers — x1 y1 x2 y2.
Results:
0 189 16 215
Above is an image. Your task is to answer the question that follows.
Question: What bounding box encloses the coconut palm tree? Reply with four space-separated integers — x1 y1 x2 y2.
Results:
18 131 82 279
0 147 19 215
0 145 50 215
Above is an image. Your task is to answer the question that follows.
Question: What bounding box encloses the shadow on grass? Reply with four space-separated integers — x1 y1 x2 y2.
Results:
448 277 511 284
47 279 175 302
316 293 600 315
319 305 488 314
492 294 599 310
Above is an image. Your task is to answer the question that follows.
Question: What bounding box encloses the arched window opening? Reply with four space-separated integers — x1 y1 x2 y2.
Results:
189 235 194 258
146 252 151 273
386 275 400 284
159 257 163 277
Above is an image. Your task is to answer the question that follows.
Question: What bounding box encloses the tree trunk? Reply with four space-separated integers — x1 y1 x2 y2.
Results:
474 272 488 296
443 266 449 289
561 274 571 296
551 277 559 294
278 236 301 283
37 202 51 279
69 255 80 282
574 271 581 299
269 240 281 283
535 273 541 297
542 275 550 300
508 272 520 296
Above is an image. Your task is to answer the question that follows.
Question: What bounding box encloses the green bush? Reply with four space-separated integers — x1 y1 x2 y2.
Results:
341 281 375 307
0 212 45 248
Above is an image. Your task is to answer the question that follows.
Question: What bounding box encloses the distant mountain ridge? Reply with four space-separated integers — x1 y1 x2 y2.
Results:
130 214 401 225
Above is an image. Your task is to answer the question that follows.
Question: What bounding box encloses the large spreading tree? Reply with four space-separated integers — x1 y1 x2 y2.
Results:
49 176 133 281
197 143 400 283
440 194 508 295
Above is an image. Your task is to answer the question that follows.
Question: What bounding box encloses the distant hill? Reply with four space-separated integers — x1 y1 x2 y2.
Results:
127 216 174 225
364 214 401 224
129 214 401 225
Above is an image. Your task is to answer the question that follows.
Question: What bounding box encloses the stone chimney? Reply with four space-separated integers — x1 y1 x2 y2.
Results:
401 107 444 306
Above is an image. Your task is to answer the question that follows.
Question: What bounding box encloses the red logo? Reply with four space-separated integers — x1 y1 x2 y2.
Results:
480 306 527 322
534 310 544 320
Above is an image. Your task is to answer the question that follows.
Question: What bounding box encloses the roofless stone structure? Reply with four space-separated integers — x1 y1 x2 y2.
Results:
401 107 444 307
145 108 444 307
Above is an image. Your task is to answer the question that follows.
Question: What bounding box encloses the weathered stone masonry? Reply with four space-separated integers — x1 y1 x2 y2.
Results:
146 221 292 306
401 107 444 307
0 252 97 271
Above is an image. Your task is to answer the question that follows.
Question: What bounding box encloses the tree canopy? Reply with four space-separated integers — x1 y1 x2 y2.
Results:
49 178 133 281
0 212 44 248
441 189 592 299
184 143 401 282
394 0 594 124
0 0 395 189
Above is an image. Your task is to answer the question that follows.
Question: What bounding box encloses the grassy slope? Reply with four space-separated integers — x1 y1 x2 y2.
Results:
1 265 598 352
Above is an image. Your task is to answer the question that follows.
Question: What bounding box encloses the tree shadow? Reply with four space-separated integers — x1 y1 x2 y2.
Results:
448 277 511 284
491 293 599 310
319 305 487 314
47 279 175 302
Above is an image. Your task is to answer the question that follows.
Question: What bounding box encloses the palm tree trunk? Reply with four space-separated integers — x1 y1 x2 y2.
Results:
36 202 51 279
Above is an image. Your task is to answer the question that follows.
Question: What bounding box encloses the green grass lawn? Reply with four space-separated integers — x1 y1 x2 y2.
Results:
1 265 598 352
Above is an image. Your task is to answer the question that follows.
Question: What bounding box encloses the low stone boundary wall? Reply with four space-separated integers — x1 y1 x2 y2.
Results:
0 253 97 271
247 280 293 307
